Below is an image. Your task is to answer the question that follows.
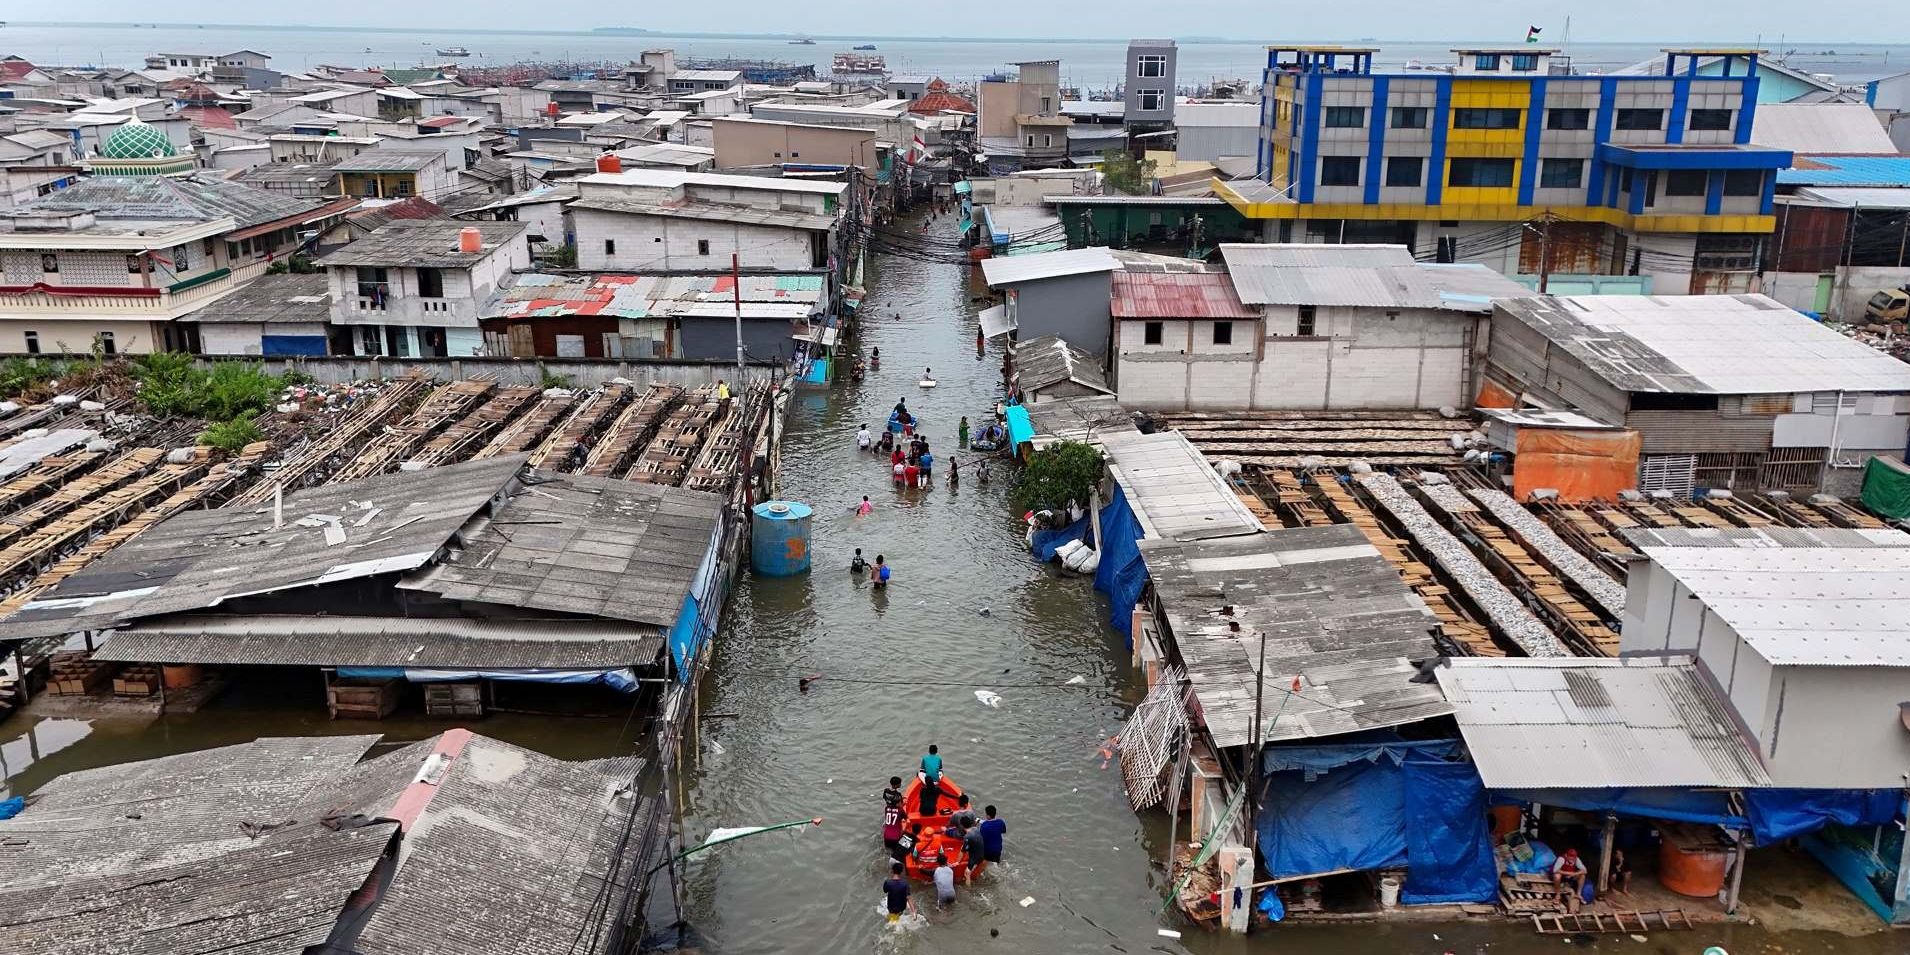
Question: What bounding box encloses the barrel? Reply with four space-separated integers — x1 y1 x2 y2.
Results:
1658 834 1729 898
750 501 813 576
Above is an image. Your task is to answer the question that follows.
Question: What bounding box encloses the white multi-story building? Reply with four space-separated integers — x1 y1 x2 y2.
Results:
569 169 843 272
0 121 348 354
316 219 529 358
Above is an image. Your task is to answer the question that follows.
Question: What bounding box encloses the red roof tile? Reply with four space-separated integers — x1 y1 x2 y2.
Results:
1111 271 1258 320
0 59 39 80
178 106 237 130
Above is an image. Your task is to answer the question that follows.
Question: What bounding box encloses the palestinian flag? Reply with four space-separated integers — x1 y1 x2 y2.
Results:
1526 25 1543 43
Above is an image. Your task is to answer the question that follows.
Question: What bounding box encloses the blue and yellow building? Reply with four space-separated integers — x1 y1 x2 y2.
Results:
1216 47 1795 293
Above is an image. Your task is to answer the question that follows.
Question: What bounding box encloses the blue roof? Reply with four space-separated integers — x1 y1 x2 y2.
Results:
1777 155 1910 187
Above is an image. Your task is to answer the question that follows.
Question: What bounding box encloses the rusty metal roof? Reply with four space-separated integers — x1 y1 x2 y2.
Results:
1111 271 1258 320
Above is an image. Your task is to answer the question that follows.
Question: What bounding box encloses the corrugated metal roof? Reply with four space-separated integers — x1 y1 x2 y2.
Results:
1044 195 1229 206
1438 657 1773 789
1101 429 1264 541
1142 524 1450 748
177 272 330 324
317 218 525 268
333 148 443 172
1111 271 1258 319
1794 186 1910 209
1012 334 1113 396
1749 103 1898 155
569 196 837 231
98 615 664 668
0 455 527 641
488 271 825 322
1221 243 1531 310
1630 529 1910 667
1495 293 1910 395
977 246 1119 285
1778 154 1910 187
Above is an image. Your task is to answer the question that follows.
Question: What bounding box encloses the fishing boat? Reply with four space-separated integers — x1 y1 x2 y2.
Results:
854 43 877 50
899 774 971 880
436 46 471 57
789 37 816 45
832 52 887 73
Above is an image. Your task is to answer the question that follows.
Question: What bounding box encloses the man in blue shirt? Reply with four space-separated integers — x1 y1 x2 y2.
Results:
882 862 911 923
920 744 943 783
978 805 1008 868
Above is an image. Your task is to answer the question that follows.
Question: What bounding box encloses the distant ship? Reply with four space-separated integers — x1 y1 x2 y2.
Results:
436 46 471 57
833 52 886 73
789 38 817 45
854 44 877 50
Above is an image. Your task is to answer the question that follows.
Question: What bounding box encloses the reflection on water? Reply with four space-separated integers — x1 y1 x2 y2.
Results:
0 717 94 797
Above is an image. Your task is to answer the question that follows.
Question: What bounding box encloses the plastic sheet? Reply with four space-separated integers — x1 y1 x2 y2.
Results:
1004 405 1035 449
335 667 640 692
1258 756 1407 879
0 796 22 820
668 593 703 679
1512 427 1641 503
1030 512 1090 562
1495 788 1748 829
1399 758 1499 904
1860 456 1910 520
1475 378 1519 409
1092 486 1146 639
1745 788 1904 845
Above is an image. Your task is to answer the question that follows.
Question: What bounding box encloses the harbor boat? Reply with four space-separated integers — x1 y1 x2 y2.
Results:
853 43 877 50
898 774 971 880
790 37 817 45
436 46 471 57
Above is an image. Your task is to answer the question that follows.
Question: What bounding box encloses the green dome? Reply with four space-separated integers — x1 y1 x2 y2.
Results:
100 120 177 160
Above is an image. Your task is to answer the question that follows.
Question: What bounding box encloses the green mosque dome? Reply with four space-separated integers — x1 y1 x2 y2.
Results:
100 119 178 160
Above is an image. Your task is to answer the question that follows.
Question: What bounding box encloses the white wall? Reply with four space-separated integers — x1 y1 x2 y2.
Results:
572 208 817 271
1115 306 1477 410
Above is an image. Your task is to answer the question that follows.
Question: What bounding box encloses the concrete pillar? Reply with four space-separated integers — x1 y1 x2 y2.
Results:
1218 845 1254 933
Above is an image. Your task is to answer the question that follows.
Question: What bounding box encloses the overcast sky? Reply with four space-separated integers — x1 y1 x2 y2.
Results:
25 1 1908 42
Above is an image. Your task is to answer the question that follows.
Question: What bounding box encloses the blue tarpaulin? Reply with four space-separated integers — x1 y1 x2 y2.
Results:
1496 788 1748 829
1400 758 1499 904
335 667 640 692
261 335 327 356
1004 405 1034 449
1259 755 1407 878
1745 789 1903 844
1256 740 1495 902
1092 486 1146 638
668 593 703 678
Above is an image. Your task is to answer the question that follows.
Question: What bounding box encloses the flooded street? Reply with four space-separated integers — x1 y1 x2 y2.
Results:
661 214 1906 955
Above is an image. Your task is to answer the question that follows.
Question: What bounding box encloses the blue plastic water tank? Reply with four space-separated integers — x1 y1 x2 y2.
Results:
750 500 813 576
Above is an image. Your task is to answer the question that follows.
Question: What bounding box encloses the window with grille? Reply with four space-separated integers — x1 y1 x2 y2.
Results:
1639 455 1696 496
1136 54 1167 78
1391 107 1427 129
1539 159 1583 189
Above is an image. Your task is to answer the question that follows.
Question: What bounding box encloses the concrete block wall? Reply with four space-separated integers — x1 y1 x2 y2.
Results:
573 208 817 271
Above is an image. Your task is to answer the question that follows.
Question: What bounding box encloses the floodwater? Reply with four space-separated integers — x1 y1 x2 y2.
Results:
653 212 1909 955
0 209 1901 953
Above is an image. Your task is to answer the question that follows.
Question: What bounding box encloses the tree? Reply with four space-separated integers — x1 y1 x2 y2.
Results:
1100 149 1157 197
1011 440 1104 513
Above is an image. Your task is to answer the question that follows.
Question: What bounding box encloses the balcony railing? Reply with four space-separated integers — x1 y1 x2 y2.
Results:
0 258 270 318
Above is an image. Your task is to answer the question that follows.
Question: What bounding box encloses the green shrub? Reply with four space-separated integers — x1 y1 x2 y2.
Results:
0 356 74 398
132 354 287 420
198 416 265 453
1011 440 1105 513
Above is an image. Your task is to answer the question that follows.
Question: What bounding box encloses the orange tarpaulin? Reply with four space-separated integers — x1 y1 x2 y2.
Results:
1475 379 1519 410
1511 428 1641 504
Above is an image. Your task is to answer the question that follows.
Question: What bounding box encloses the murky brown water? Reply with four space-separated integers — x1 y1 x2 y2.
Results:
1 211 1900 955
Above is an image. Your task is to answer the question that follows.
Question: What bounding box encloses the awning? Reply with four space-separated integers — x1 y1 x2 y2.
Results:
978 303 1014 339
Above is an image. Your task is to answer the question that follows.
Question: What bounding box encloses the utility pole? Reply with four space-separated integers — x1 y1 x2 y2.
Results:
1526 214 1556 293
731 251 745 375
1247 627 1265 826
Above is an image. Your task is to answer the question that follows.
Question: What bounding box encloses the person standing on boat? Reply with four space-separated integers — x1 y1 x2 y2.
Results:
882 862 912 923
